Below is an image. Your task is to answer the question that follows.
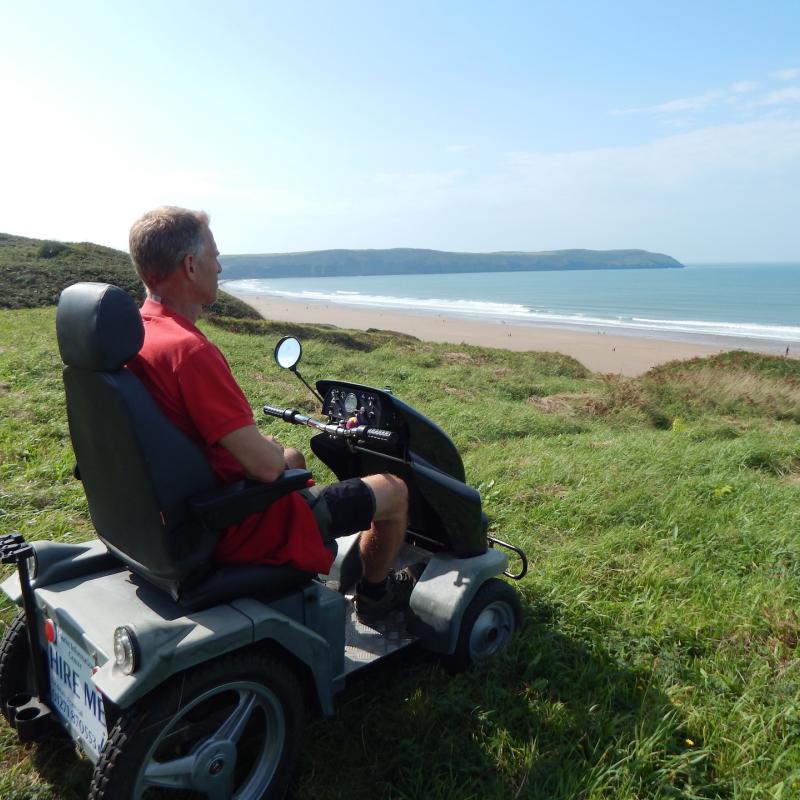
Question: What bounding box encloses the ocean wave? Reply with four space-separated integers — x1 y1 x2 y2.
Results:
227 282 531 316
223 280 800 343
631 317 800 341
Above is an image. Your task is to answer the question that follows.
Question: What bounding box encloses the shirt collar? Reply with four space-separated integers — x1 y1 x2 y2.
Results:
140 297 205 336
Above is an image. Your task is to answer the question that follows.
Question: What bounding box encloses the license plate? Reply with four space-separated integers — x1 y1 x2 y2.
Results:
47 625 108 759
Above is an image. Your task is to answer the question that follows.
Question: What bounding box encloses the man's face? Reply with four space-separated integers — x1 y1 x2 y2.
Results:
194 226 222 305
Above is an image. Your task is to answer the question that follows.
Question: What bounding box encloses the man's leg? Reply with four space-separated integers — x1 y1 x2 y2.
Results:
301 474 417 620
358 473 409 582
284 448 306 470
353 475 423 622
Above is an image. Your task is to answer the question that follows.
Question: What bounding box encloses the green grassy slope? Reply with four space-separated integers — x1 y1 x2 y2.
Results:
1 305 799 799
0 232 259 319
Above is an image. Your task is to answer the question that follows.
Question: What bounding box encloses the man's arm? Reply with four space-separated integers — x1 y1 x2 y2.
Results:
218 425 286 483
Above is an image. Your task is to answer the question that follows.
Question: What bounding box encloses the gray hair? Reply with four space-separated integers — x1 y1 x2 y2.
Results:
129 206 210 288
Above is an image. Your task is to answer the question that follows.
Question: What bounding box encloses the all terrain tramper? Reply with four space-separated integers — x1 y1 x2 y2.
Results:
0 282 527 799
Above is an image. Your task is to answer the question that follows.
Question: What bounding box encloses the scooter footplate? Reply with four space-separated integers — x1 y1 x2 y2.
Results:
343 599 416 674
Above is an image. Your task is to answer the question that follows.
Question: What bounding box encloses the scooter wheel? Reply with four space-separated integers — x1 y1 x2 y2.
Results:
89 647 304 800
0 611 35 726
446 578 521 673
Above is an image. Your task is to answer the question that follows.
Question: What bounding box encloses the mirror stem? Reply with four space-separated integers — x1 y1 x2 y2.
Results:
293 367 325 405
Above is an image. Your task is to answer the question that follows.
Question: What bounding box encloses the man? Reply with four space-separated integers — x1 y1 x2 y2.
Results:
127 206 417 621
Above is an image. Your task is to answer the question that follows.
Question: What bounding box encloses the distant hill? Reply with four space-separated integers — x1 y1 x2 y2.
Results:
0 233 259 318
220 247 684 279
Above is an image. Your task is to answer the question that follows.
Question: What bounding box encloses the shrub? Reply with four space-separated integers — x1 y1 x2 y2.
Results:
37 241 68 259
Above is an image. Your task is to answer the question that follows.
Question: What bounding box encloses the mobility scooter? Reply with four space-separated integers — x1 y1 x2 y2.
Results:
0 282 526 799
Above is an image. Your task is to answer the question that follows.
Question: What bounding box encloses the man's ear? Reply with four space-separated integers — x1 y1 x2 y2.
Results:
182 252 196 278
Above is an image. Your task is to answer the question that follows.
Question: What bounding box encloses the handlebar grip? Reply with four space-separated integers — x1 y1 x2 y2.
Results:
363 427 396 445
263 404 299 422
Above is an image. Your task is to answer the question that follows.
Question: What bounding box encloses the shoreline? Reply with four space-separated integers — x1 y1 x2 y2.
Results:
227 291 792 376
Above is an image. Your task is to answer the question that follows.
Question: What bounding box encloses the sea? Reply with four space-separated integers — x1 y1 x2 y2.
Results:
222 263 800 348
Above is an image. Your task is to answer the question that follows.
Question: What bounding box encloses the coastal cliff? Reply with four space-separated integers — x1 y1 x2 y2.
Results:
220 247 683 279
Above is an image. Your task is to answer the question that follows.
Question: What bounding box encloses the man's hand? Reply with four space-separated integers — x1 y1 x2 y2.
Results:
218 425 286 483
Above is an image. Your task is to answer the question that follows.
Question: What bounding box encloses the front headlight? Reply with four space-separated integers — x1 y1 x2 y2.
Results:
113 626 139 675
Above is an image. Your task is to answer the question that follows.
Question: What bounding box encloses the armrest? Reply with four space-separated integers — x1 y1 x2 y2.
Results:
188 468 312 530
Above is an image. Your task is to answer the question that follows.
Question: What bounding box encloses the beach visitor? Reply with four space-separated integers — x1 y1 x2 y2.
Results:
126 206 417 621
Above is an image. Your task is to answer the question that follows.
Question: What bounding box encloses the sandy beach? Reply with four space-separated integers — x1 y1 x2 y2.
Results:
231 292 789 376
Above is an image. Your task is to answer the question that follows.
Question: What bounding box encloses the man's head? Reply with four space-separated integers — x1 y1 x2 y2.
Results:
129 207 218 301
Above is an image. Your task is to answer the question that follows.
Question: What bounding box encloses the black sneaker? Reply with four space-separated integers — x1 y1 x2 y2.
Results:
355 563 425 623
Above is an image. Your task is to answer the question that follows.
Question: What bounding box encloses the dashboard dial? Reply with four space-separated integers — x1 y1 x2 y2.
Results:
344 392 359 414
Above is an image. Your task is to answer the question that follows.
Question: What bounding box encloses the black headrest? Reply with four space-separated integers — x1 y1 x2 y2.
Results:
57 283 144 371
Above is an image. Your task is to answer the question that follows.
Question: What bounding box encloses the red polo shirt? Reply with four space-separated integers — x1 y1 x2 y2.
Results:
128 298 333 574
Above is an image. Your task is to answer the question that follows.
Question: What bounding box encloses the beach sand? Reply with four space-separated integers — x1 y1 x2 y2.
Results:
231 292 789 376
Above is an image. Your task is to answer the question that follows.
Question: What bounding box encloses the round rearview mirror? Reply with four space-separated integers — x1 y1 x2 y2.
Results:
274 336 302 370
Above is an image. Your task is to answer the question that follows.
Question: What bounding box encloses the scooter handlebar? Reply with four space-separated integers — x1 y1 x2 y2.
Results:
263 404 397 446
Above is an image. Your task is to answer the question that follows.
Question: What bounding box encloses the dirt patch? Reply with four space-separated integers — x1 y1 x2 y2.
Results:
766 612 799 650
527 394 581 414
442 351 475 364
365 328 419 341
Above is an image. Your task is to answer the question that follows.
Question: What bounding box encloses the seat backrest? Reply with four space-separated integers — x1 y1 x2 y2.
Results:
56 282 219 597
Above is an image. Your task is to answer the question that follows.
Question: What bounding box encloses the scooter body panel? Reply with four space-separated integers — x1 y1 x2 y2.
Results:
408 549 509 654
1 549 343 733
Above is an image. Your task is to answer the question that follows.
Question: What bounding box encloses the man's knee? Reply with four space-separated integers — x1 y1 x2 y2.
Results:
363 473 408 520
284 447 306 470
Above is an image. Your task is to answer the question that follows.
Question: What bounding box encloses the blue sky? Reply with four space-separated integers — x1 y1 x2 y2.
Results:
1 1 799 260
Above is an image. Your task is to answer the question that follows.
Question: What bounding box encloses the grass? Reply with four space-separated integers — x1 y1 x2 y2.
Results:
1 305 800 799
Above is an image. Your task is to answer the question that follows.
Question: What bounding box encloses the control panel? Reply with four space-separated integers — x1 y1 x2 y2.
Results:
323 385 390 428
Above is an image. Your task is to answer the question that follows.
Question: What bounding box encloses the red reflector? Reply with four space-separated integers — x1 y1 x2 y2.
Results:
306 479 315 487
44 619 56 644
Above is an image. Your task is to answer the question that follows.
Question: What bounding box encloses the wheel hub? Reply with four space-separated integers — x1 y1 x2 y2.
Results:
193 739 237 786
209 757 225 775
468 600 515 664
